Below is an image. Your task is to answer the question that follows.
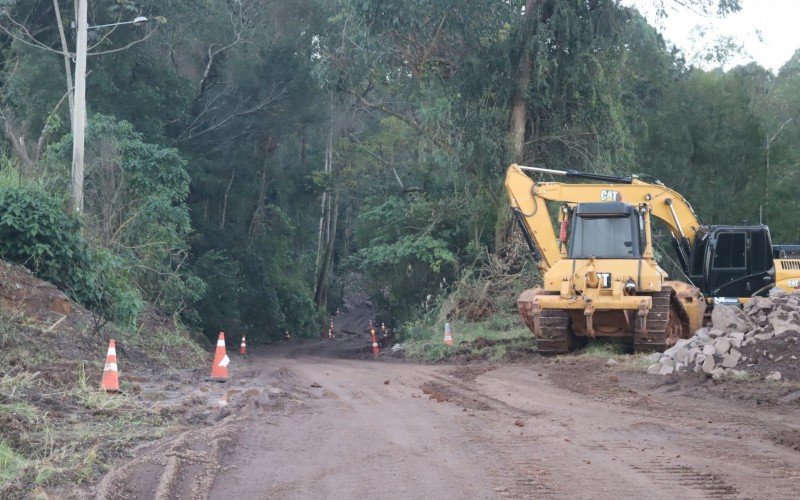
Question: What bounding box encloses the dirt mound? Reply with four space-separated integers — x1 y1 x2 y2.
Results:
739 332 800 380
0 260 205 372
0 260 210 498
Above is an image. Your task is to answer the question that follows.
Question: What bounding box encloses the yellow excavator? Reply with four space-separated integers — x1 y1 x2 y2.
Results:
505 163 800 353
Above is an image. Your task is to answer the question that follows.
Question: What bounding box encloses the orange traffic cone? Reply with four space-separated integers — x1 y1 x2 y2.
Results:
100 339 120 393
210 332 230 382
370 324 380 356
239 335 247 355
444 323 454 346
328 319 335 340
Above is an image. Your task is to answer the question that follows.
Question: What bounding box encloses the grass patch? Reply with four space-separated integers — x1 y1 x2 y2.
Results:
117 325 207 368
0 440 28 484
0 368 178 496
400 312 533 362
70 365 128 412
578 339 631 357
729 370 758 382
572 340 660 373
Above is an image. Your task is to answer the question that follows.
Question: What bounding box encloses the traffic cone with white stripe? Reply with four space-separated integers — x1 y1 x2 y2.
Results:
444 323 454 346
239 335 247 355
100 339 120 393
370 323 380 356
210 332 230 382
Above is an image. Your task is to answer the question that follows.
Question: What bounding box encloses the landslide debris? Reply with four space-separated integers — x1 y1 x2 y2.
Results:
648 290 800 381
0 260 213 498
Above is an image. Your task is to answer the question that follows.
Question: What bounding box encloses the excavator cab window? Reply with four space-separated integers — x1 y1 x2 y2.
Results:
712 232 746 269
690 233 709 276
568 203 641 259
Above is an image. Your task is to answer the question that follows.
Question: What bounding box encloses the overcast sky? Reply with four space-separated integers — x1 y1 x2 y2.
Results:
620 0 800 72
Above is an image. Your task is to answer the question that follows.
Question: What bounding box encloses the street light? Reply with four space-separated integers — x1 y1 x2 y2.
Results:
71 2 149 212
85 16 149 31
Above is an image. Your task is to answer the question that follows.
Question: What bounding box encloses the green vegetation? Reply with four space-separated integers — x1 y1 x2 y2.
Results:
0 182 142 323
580 341 632 358
0 0 798 344
401 313 533 362
0 440 28 484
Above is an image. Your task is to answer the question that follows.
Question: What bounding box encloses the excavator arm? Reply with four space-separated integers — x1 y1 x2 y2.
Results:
505 164 702 271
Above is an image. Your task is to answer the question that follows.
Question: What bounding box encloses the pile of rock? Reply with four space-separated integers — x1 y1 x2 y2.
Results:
647 290 800 381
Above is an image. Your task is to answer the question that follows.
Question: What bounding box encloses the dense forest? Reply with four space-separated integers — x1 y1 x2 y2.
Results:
0 0 798 342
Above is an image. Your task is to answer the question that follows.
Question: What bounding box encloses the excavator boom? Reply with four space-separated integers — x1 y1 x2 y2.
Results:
505 164 701 271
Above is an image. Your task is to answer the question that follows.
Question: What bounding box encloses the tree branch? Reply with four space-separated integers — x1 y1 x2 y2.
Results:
347 91 455 156
88 27 158 56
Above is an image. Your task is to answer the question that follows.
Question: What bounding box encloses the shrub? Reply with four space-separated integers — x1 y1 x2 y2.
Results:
0 185 142 324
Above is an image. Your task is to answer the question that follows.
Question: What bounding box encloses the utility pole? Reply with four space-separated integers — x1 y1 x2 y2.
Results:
71 0 88 212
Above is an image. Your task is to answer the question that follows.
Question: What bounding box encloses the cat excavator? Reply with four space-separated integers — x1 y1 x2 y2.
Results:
505 163 800 353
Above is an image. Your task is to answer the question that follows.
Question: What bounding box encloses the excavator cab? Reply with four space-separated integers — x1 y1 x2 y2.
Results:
568 203 643 259
687 226 775 298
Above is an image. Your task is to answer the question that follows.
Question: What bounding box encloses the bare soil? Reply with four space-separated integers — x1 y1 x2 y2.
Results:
0 261 212 498
739 332 800 380
90 337 800 499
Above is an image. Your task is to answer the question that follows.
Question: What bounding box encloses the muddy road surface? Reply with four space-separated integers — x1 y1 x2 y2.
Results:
93 339 800 499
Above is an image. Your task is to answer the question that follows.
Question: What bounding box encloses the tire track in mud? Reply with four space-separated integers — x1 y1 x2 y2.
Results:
629 462 739 499
422 368 558 498
91 363 319 500
419 365 796 500
424 371 544 417
94 415 243 500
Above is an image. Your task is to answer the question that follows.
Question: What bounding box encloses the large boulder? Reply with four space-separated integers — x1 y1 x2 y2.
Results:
711 305 754 333
767 316 800 337
744 296 773 315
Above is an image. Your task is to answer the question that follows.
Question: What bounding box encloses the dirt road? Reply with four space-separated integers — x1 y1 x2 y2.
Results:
93 338 800 499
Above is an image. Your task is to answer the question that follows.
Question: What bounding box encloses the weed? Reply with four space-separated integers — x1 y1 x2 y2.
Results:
579 340 630 357
0 439 28 484
71 364 127 412
618 353 655 371
730 370 756 382
117 326 207 368
0 372 40 400
401 312 533 362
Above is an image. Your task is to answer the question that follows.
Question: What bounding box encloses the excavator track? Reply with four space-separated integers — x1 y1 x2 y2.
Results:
633 286 688 353
520 287 689 355
518 292 579 355
533 309 582 355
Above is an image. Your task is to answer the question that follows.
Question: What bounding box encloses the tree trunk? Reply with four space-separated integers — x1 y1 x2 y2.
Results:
53 0 74 122
497 0 538 252
300 125 306 165
314 93 336 308
315 193 339 310
250 138 275 236
510 0 537 165
220 168 235 230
